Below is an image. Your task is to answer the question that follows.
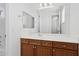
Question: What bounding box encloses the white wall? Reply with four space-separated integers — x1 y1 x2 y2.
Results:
5 3 40 56
70 3 79 36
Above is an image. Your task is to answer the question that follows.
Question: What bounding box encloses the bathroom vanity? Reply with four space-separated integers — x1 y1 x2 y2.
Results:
20 35 79 56
20 4 75 56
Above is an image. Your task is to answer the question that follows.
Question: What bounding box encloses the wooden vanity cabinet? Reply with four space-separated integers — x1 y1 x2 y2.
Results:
21 38 52 56
52 48 77 56
40 41 52 56
53 41 78 50
21 39 34 56
21 43 34 56
52 41 78 56
29 39 42 56
30 39 52 56
34 46 52 56
21 38 78 56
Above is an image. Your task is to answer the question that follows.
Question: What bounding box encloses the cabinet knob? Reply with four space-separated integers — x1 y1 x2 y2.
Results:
53 49 55 52
33 45 35 48
33 45 36 48
63 45 66 47
34 46 36 48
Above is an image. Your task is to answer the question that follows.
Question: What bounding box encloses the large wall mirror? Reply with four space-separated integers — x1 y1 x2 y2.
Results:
37 3 70 34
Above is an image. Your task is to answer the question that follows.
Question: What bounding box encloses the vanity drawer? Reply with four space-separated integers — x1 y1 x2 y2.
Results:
53 41 78 50
21 39 29 44
53 48 77 56
42 41 52 47
29 40 41 45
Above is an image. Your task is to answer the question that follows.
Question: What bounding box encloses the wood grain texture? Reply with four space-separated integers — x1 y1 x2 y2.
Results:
53 41 78 50
21 43 33 56
42 41 52 47
21 38 78 56
53 48 77 56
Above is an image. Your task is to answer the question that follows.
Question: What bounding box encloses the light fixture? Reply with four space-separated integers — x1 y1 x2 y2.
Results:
40 3 55 8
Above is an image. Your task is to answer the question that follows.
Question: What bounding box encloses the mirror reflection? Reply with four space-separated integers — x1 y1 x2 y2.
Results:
37 3 69 34
22 11 34 28
22 3 70 34
51 15 60 34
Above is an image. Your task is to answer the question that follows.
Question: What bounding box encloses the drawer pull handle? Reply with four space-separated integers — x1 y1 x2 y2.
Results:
34 46 36 48
33 45 35 48
63 45 66 47
53 49 55 52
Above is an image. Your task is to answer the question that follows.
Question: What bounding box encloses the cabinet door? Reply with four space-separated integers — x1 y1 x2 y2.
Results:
34 46 42 56
21 43 34 56
42 46 52 56
53 48 77 56
35 46 52 56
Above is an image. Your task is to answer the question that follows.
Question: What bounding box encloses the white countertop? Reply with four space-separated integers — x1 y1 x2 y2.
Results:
21 33 79 44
